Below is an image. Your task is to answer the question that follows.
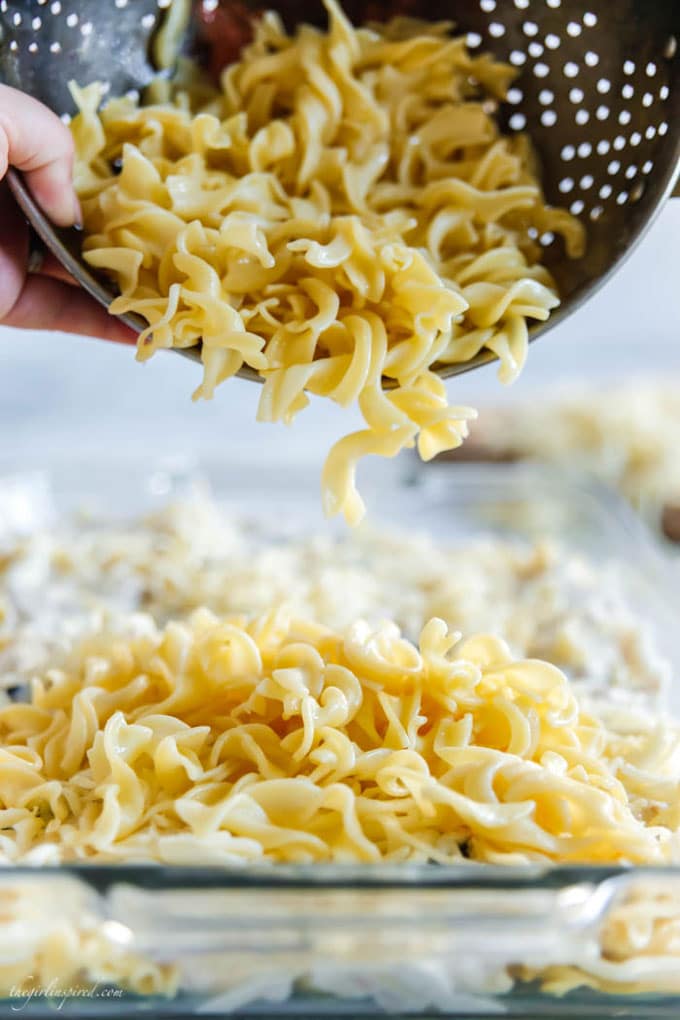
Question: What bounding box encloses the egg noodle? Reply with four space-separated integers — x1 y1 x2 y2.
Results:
0 490 679 1003
70 1 584 523
0 607 676 866
470 380 680 520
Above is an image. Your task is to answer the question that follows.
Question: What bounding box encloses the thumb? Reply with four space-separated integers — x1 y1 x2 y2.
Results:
0 84 80 228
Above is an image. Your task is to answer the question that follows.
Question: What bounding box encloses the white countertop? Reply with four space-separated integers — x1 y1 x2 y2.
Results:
0 201 678 474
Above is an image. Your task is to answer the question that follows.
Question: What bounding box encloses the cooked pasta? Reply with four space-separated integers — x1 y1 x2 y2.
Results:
0 607 676 866
1 488 680 1004
519 880 680 995
70 1 584 524
0 494 668 705
460 380 680 526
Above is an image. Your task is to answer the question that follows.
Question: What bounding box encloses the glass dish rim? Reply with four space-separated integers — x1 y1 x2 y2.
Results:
1 861 679 889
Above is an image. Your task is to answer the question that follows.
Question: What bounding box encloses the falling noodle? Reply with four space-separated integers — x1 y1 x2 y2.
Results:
70 1 584 523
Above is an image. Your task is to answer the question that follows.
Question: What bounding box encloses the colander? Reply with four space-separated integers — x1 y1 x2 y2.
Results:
0 0 678 382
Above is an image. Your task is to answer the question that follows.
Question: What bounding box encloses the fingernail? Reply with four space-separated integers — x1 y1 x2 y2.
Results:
73 197 82 229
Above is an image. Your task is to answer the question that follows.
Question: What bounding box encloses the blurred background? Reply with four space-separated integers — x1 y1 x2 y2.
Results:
0 200 678 477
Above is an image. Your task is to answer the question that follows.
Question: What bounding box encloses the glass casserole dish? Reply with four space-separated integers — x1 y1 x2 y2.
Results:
0 456 678 1019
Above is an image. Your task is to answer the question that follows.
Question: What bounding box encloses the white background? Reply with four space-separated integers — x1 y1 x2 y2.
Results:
0 201 678 474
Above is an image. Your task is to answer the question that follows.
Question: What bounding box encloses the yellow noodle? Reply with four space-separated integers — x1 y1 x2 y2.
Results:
0 609 674 866
71 2 584 522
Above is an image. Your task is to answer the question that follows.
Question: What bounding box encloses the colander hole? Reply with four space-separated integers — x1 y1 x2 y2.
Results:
569 199 584 215
596 140 610 155
645 125 656 140
664 36 676 59
563 62 579 78
642 160 653 173
607 160 621 174
522 21 539 36
561 144 576 160
589 205 603 221
528 41 544 57
8 40 17 51
115 0 129 7
11 11 21 26
558 177 574 194
642 92 654 107
539 89 554 105
577 142 591 157
158 0 174 7
28 42 38 54
658 122 668 136
0 1 7 12
539 232 554 245
541 110 557 126
599 183 612 199
630 182 644 202
38 0 48 4
618 110 631 126
546 0 561 9
579 174 594 190
616 192 628 205
489 22 506 37
514 0 530 7
621 84 634 99
596 105 610 121
567 22 581 36
625 165 637 179
583 11 597 27
584 51 599 67
623 60 635 75
31 16 42 29
479 0 496 11
575 109 589 125
60 113 72 124
533 63 549 78
645 62 657 76
660 85 669 100
51 1 61 12
81 20 94 35
66 12 78 26
509 113 526 130
467 33 482 48
49 40 61 52
202 0 219 8
509 49 526 65
597 78 611 94
507 88 523 104
569 88 584 104
630 131 642 145
528 227 539 239
613 135 626 150
141 12 156 28
545 33 560 50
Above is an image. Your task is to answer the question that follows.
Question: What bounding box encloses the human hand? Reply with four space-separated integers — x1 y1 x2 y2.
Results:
0 84 135 342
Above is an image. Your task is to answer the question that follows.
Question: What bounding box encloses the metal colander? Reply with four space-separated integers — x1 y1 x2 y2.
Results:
0 0 678 379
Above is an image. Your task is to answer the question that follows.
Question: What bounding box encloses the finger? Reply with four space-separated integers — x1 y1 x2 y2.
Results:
3 272 138 344
0 181 29 318
0 84 80 227
0 183 135 343
26 227 78 282
37 252 78 285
